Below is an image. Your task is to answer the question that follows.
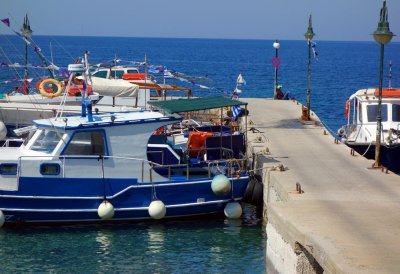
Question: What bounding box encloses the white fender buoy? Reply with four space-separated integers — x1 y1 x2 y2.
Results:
0 120 7 140
0 210 5 227
97 200 115 220
211 174 231 196
224 202 242 219
148 200 166 220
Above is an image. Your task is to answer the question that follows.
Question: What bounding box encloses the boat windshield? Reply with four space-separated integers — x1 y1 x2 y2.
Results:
393 104 400 122
367 104 388 122
29 129 63 154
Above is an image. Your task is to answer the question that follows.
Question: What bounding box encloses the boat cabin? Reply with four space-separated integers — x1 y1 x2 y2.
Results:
345 88 400 144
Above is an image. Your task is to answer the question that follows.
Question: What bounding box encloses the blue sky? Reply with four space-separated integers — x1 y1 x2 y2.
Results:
2 0 399 41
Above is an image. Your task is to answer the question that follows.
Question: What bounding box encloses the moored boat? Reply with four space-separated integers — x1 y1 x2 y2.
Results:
0 53 253 226
339 88 400 173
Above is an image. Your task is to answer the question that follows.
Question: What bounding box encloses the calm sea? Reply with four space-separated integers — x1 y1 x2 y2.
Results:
1 35 400 273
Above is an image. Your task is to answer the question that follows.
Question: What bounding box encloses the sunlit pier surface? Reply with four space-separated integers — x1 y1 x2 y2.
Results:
244 98 400 274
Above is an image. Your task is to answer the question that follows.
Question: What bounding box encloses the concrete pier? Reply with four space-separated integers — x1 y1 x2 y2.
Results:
243 98 400 274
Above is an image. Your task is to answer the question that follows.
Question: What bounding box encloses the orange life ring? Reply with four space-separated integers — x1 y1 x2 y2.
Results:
39 78 63 98
36 79 54 93
345 100 350 118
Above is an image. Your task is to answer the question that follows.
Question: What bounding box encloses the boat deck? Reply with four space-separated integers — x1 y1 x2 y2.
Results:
244 98 400 273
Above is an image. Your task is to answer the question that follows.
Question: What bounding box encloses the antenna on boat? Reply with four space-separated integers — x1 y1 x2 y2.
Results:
20 14 32 95
81 51 93 122
389 60 392 88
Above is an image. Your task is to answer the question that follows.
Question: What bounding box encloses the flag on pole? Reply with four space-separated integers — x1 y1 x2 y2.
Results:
1 18 10 27
310 40 318 60
232 105 242 121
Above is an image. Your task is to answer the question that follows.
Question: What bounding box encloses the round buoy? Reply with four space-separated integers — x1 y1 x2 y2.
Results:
148 200 166 220
224 202 242 219
0 120 6 140
211 174 231 196
0 210 5 227
97 200 115 220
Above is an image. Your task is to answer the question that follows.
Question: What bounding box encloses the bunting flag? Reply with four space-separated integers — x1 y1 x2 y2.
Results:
236 73 246 85
1 18 10 27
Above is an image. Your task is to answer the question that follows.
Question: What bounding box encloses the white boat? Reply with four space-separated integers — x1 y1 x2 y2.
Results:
339 88 400 173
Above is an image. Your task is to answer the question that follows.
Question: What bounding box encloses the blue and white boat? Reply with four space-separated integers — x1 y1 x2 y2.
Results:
0 54 251 226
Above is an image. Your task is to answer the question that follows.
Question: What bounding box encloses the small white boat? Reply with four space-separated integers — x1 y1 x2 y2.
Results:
339 88 400 172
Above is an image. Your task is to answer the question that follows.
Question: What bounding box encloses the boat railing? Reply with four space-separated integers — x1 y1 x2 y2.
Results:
17 154 248 182
346 124 362 142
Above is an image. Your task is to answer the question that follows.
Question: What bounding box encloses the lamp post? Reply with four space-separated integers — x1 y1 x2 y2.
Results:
273 40 280 99
304 15 315 120
373 0 394 168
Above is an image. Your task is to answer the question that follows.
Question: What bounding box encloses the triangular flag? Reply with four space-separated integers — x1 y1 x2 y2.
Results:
1 18 10 27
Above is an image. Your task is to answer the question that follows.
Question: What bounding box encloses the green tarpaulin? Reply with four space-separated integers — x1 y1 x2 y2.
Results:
148 96 247 114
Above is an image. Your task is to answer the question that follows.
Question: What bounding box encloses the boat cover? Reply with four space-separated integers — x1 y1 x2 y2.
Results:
148 96 247 114
90 77 139 97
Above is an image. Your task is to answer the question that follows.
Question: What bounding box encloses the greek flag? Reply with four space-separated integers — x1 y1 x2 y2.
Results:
232 105 241 121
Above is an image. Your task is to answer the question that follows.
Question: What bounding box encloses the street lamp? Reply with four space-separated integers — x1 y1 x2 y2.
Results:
273 40 280 99
373 0 394 168
304 15 315 120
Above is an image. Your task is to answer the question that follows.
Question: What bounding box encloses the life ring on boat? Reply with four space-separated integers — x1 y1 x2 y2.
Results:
36 79 53 93
39 78 64 98
345 100 350 118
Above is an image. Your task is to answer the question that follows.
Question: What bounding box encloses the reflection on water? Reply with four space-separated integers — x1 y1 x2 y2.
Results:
147 224 165 254
0 205 265 273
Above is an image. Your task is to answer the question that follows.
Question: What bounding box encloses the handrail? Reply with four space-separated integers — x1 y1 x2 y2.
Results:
16 154 248 182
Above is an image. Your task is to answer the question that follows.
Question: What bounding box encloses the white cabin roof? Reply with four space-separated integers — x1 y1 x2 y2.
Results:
32 110 179 130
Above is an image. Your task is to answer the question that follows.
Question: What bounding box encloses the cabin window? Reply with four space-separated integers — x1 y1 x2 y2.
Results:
30 130 63 154
392 104 400 122
127 69 139 74
92 71 108 79
40 163 61 175
0 163 17 175
63 130 105 156
367 104 387 122
111 70 124 79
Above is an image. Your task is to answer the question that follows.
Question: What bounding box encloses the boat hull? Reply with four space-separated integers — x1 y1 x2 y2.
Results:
345 141 400 173
0 176 249 224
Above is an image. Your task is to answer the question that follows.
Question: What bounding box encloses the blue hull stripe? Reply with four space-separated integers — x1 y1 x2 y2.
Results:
0 198 239 213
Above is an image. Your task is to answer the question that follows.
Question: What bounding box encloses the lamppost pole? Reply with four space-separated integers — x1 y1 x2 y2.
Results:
273 40 280 99
304 15 315 120
373 0 393 168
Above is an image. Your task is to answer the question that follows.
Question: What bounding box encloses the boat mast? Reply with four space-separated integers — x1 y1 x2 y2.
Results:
21 14 32 95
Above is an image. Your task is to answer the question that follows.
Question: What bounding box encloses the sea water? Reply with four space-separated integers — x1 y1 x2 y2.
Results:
1 36 399 133
1 36 400 273
0 208 264 273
